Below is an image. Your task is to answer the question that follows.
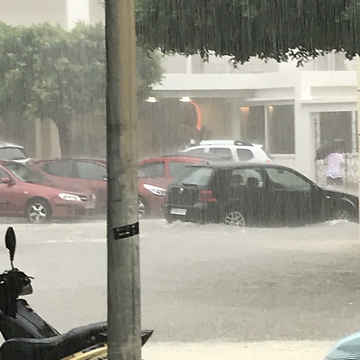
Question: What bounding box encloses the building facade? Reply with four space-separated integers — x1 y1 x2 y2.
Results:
153 55 357 182
0 1 358 184
0 0 103 29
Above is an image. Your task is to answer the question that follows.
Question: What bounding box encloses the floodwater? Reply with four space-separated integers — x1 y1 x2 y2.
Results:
0 218 358 359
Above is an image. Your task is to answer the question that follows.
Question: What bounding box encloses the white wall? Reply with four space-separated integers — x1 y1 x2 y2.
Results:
0 0 67 27
0 0 102 29
66 0 90 28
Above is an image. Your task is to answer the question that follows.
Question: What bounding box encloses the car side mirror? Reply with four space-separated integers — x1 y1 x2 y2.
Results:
1 178 13 185
5 227 16 269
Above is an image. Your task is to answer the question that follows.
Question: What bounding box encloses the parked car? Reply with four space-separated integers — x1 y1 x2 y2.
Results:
0 141 30 162
33 157 167 216
138 176 168 218
181 139 273 163
0 161 95 223
164 162 359 226
31 158 107 212
32 154 230 218
138 154 223 217
32 157 169 216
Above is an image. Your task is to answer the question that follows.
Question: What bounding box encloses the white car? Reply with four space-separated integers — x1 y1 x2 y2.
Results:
0 142 30 162
182 140 273 163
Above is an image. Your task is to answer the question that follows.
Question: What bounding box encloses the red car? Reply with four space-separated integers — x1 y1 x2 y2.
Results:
32 155 211 217
0 161 95 223
32 158 107 212
137 154 211 217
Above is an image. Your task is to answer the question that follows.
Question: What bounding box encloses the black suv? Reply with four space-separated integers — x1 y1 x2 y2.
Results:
164 163 359 226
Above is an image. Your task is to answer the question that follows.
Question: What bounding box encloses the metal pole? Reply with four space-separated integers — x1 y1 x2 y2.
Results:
105 0 141 359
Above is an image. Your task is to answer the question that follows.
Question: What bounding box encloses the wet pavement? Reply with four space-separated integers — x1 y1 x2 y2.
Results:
0 218 358 359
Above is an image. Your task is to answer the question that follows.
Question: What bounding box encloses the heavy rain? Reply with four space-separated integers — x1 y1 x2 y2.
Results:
0 1 359 360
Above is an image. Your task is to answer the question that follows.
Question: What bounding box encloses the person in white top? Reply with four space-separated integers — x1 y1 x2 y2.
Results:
325 149 345 185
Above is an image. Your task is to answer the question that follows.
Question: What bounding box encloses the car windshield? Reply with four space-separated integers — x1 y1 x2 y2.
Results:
4 163 47 183
174 166 213 186
0 147 27 160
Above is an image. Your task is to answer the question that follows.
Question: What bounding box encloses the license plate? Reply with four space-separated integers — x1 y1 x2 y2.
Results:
170 208 187 216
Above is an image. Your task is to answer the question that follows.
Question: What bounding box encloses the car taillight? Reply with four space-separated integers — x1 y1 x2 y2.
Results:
266 159 272 164
198 189 217 202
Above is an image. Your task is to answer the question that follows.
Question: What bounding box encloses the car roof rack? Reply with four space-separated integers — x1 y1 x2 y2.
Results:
196 140 255 147
149 152 231 161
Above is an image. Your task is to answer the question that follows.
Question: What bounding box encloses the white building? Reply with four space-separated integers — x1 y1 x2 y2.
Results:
155 54 358 184
0 1 357 183
0 0 103 29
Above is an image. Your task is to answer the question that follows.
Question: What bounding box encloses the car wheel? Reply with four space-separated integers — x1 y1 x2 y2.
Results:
333 207 353 221
224 210 246 227
138 198 147 218
26 198 52 224
164 212 175 224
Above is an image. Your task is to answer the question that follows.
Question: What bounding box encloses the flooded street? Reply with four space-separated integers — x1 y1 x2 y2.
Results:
0 219 358 359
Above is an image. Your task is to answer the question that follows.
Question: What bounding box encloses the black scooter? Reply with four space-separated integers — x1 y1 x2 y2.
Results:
0 226 152 359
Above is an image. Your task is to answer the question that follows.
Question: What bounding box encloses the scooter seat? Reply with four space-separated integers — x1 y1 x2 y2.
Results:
0 321 107 360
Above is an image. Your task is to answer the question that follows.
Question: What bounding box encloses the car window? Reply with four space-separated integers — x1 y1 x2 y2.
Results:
175 166 213 186
4 163 46 182
169 161 195 178
184 147 205 155
0 168 9 182
0 147 27 160
231 168 264 188
236 149 254 161
42 161 73 177
75 162 107 181
266 168 312 191
209 147 232 157
138 162 165 178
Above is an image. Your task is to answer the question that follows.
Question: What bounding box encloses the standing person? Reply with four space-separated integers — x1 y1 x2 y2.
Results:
325 147 345 186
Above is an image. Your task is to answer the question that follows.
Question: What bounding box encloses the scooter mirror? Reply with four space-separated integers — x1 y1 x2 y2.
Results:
5 227 16 268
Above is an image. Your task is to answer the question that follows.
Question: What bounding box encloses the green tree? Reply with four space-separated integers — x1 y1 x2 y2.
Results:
136 0 360 64
0 21 163 156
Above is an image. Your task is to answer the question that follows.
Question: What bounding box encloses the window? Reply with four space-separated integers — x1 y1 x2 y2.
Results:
169 161 194 178
231 168 263 187
43 161 73 177
268 105 295 154
75 162 107 181
236 149 254 161
175 166 213 186
266 168 311 191
4 163 46 182
138 162 165 178
0 147 27 160
209 147 232 158
184 148 205 155
0 168 9 182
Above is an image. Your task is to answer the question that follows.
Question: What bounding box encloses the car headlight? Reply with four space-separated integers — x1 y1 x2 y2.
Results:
59 193 82 201
143 184 166 196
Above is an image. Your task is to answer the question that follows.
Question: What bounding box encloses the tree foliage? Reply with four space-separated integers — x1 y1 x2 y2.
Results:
136 0 360 64
0 21 163 156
